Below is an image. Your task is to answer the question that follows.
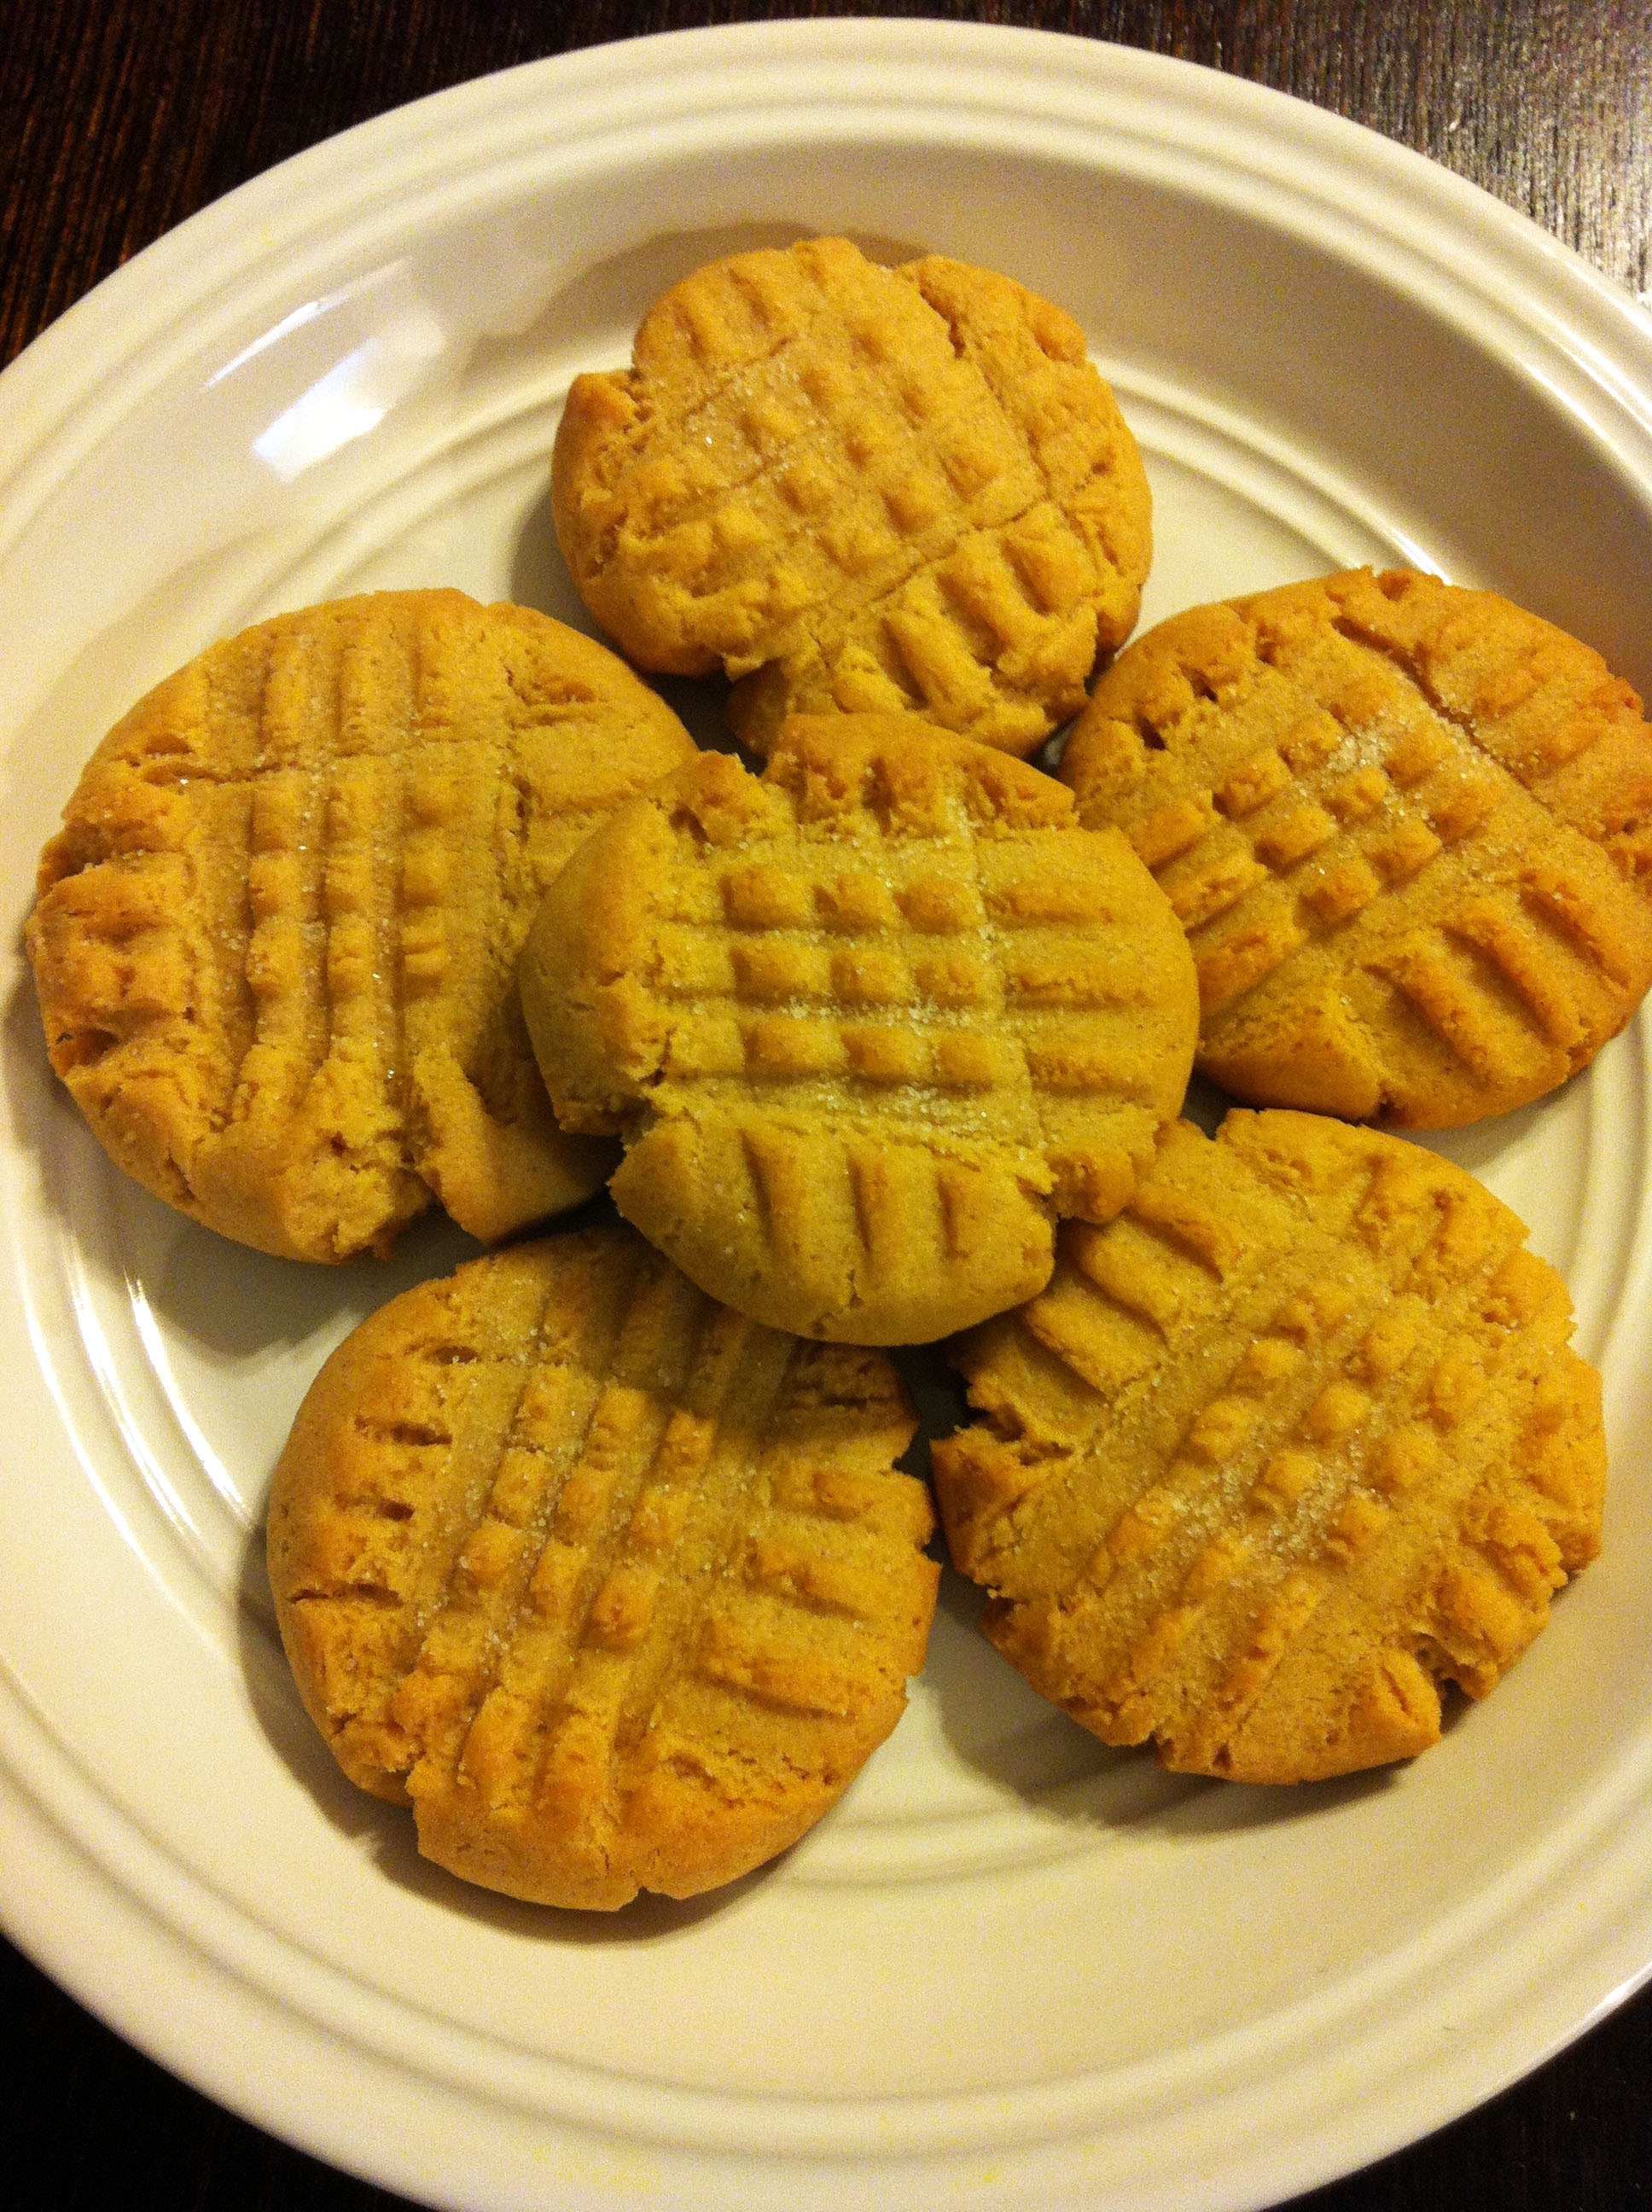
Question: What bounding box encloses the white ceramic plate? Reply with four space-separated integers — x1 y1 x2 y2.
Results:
3 22 1650 2211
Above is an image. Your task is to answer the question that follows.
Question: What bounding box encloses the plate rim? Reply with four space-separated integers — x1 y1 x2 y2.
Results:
5 23 1651 546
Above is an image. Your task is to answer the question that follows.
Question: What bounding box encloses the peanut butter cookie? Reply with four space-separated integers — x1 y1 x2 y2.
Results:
26 591 697 1260
267 1223 939 1907
933 1110 1605 1783
1061 568 1652 1127
520 714 1198 1342
552 237 1151 757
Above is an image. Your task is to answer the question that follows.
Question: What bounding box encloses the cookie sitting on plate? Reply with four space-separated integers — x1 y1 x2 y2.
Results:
1060 568 1652 1128
519 712 1198 1344
266 1221 939 1908
26 590 698 1261
932 1109 1606 1784
551 236 1153 758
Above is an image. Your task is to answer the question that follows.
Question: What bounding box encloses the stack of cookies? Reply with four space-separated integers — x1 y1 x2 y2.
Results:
27 236 1644 1908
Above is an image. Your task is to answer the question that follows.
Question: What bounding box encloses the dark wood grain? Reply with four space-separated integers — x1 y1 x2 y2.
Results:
2 4 1649 2209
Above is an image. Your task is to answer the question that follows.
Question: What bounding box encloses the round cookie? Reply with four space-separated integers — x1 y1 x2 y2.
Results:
932 1110 1606 1784
26 590 698 1260
1061 568 1652 1128
520 713 1199 1343
266 1223 939 1909
551 236 1152 759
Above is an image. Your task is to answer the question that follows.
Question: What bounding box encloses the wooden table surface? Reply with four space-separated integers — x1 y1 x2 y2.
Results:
3 4 1649 2208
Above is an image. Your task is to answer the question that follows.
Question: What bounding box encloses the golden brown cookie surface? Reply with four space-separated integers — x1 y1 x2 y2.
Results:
520 714 1198 1342
26 591 697 1260
552 237 1152 758
932 1110 1605 1784
266 1223 937 1908
1061 568 1652 1128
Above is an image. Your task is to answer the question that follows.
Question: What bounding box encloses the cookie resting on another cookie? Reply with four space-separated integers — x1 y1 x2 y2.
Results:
266 1223 939 1908
932 1110 1605 1784
26 591 697 1260
519 713 1199 1343
551 236 1152 758
1061 568 1652 1128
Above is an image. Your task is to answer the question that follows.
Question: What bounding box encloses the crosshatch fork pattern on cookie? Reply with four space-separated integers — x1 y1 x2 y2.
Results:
269 1227 938 1907
26 591 695 1256
638 738 1183 1153
552 239 1152 757
1062 569 1652 1128
521 719 1199 1339
934 1113 1605 1784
